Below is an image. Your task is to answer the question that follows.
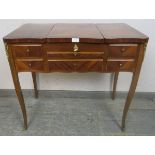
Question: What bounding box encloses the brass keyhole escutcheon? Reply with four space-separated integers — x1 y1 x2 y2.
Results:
73 44 79 56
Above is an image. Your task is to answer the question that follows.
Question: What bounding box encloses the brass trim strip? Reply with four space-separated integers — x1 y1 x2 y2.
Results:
16 57 43 59
109 44 138 46
107 59 135 62
47 52 105 54
16 58 44 61
109 56 135 59
48 59 103 62
10 44 42 47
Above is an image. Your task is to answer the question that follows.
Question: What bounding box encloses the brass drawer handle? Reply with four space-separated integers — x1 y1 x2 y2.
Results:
28 62 32 67
73 44 79 56
119 63 123 67
121 48 126 52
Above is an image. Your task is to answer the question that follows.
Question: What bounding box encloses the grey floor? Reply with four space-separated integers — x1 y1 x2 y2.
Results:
0 91 155 136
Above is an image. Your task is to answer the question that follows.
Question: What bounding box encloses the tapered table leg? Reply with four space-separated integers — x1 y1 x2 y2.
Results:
9 69 28 129
7 46 28 129
121 44 145 131
121 72 140 131
112 72 119 100
32 72 38 98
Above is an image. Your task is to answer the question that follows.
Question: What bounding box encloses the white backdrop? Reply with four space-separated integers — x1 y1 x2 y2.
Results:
0 19 154 92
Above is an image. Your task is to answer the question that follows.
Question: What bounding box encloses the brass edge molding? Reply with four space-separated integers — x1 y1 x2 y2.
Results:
107 59 135 62
109 44 138 46
143 43 147 62
47 52 105 54
10 44 42 47
4 43 9 59
48 59 103 62
16 58 44 62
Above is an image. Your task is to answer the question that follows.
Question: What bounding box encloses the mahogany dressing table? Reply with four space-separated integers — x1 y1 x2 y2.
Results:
3 23 149 130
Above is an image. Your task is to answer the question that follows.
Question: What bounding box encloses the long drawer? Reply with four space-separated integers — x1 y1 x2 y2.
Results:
48 60 106 72
45 43 106 60
45 43 105 52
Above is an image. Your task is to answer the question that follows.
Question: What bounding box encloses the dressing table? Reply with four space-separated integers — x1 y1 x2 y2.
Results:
3 23 149 130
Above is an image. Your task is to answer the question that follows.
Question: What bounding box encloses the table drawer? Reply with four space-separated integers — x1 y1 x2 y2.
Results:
15 60 44 72
107 60 135 72
48 60 105 72
47 52 104 59
48 61 74 72
75 61 106 72
11 45 43 58
108 44 138 58
45 43 105 52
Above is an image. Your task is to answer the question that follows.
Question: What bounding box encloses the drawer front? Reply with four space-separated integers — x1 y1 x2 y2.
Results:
11 45 43 58
48 60 105 72
47 52 104 59
15 61 44 72
46 43 105 61
108 45 137 58
107 61 135 72
45 43 105 52
75 61 106 72
48 61 74 72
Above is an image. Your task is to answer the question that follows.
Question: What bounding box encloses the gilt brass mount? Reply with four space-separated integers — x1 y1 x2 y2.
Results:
73 44 79 56
4 43 9 59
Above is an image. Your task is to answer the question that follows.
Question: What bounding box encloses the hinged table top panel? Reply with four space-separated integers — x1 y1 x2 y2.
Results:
3 23 148 44
3 24 54 43
47 24 103 43
97 23 148 43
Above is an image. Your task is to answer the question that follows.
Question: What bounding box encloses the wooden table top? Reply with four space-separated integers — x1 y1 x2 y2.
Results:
3 23 148 44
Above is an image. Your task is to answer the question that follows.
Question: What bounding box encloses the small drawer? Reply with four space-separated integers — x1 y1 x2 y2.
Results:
11 45 43 58
15 60 44 72
45 43 105 53
108 45 137 58
48 60 106 72
107 60 135 72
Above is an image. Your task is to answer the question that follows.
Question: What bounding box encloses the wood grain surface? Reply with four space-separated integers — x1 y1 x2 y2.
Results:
3 23 148 43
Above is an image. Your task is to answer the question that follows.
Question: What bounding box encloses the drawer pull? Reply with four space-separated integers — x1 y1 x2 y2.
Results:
27 49 30 52
119 63 123 67
28 63 31 67
121 48 126 52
